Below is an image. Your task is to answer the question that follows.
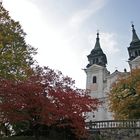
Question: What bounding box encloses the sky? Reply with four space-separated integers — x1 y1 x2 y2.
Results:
2 0 140 89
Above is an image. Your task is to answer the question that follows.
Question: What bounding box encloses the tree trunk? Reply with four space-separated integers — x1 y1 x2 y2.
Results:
33 124 40 140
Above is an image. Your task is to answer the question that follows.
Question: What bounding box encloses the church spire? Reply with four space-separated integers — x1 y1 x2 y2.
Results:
131 24 140 43
86 31 107 68
94 31 101 50
128 24 140 61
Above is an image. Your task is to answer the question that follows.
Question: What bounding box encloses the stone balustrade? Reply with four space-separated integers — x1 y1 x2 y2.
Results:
86 119 140 130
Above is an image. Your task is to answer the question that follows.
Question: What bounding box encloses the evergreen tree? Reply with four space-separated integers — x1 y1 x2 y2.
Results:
0 2 36 80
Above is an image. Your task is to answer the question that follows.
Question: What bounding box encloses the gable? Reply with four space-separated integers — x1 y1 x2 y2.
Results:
87 64 104 71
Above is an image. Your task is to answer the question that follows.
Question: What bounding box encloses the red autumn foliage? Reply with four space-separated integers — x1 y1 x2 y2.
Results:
0 66 99 137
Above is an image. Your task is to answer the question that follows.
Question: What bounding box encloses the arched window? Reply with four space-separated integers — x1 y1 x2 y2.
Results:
135 51 138 56
138 50 140 55
93 76 97 83
96 58 98 63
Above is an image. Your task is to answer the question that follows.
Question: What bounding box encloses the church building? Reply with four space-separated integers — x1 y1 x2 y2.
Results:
85 24 140 121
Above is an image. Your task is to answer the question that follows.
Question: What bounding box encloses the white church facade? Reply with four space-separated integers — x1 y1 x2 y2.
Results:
85 24 140 121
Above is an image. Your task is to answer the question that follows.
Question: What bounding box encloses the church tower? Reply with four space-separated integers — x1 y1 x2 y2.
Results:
128 24 140 69
85 32 110 121
86 32 107 68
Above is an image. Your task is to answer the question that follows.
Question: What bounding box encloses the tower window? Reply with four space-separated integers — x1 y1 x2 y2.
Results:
135 51 138 56
138 50 140 55
96 58 98 63
90 60 93 64
129 52 132 57
93 76 97 83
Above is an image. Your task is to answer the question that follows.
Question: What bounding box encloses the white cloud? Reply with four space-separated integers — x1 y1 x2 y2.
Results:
69 0 107 28
101 32 120 54
3 0 41 24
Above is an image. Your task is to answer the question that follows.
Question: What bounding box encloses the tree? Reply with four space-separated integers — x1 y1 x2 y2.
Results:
108 68 140 119
0 66 99 139
0 2 36 80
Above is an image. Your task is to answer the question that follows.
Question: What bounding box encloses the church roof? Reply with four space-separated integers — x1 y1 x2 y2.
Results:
87 32 107 68
130 24 140 47
90 32 103 54
131 24 140 43
130 55 140 63
93 32 102 50
128 24 140 61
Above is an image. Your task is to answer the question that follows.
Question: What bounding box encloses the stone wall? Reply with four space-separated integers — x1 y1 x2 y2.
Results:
88 129 140 140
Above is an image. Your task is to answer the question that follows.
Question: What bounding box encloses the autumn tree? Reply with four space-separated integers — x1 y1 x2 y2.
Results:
0 2 36 80
0 66 99 139
0 3 100 139
108 68 140 120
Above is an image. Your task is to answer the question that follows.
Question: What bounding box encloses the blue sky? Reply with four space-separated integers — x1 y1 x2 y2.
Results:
3 0 140 88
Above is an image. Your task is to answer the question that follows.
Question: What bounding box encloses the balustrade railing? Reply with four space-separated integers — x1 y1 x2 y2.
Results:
86 119 140 130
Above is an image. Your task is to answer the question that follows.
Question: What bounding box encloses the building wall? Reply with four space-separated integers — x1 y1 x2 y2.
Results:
129 56 140 69
88 129 140 140
85 65 130 121
85 64 112 121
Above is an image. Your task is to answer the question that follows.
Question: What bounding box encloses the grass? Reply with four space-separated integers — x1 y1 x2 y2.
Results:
0 136 51 140
1 136 36 140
